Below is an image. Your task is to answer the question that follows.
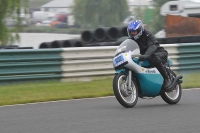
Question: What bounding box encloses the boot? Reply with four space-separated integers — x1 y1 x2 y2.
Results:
163 77 172 91
156 64 172 92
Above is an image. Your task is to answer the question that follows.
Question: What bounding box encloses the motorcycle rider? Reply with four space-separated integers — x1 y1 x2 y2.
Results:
127 20 172 92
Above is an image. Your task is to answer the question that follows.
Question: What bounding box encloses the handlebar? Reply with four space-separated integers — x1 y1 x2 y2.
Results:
131 54 141 58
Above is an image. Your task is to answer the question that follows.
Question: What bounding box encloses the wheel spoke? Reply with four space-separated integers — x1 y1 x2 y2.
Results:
118 75 136 104
165 84 179 100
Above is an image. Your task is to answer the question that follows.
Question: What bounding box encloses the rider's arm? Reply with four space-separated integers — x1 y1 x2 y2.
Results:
144 31 158 56
144 45 157 56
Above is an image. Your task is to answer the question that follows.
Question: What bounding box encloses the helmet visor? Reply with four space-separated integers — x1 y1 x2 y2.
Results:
129 27 141 38
130 30 138 36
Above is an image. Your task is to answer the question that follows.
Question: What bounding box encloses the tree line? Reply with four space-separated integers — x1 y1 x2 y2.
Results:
0 0 170 45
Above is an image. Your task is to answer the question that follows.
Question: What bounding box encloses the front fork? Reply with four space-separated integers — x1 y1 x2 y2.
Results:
116 69 133 91
125 70 132 91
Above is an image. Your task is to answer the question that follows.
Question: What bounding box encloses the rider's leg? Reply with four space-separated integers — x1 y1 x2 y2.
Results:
149 51 172 91
156 63 172 90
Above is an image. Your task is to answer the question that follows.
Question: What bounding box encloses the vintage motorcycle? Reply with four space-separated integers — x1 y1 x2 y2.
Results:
112 39 183 108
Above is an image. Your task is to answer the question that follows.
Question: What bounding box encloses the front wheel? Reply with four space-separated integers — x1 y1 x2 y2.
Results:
160 71 182 104
113 72 138 108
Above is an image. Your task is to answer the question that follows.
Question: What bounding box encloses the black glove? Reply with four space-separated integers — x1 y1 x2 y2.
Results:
139 55 149 61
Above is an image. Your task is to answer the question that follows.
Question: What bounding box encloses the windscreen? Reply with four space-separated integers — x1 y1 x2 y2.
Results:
115 39 140 56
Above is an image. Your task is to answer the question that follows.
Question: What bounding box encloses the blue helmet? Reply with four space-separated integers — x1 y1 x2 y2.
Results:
127 20 144 40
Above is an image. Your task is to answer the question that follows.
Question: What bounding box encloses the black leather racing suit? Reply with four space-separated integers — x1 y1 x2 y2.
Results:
130 30 171 90
131 30 168 65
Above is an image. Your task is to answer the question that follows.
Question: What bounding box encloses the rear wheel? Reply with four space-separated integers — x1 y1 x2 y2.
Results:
161 71 182 104
113 72 138 108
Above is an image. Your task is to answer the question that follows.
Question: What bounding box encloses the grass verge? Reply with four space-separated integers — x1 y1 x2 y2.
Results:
0 78 113 106
0 73 199 106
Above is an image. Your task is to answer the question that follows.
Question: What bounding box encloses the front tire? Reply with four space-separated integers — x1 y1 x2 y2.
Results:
160 71 182 104
113 72 138 108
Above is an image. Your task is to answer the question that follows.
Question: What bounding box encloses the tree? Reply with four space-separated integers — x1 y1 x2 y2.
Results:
132 0 173 34
133 6 146 22
148 0 173 34
0 0 28 45
73 0 130 28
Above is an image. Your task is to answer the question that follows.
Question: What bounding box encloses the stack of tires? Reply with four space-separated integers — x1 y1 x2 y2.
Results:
157 35 200 44
81 26 128 47
39 25 128 49
39 39 85 49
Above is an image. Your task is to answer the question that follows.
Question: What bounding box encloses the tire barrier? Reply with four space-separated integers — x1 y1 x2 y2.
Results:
157 38 165 44
107 26 128 40
39 25 129 49
120 26 128 37
39 42 52 48
165 37 180 44
81 30 95 44
107 27 120 41
94 27 108 42
85 41 118 47
51 40 62 48
39 39 85 49
157 35 200 44
81 26 128 44
39 25 200 49
61 39 85 47
115 36 128 46
179 35 200 43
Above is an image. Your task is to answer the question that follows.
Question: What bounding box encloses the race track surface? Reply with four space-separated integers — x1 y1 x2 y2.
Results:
0 89 200 133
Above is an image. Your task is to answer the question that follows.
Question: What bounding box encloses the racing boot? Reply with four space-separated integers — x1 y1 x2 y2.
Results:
157 64 172 92
163 77 172 91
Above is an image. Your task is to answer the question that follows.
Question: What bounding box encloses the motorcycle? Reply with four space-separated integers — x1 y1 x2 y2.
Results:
112 39 183 108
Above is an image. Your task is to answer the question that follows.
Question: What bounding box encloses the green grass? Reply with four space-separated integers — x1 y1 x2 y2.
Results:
181 73 200 89
0 73 199 106
0 78 113 106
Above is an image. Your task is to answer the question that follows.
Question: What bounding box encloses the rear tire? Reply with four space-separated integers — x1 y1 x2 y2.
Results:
113 73 138 108
161 71 182 104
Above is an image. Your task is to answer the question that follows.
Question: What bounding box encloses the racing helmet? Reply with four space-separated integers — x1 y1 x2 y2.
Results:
127 20 144 40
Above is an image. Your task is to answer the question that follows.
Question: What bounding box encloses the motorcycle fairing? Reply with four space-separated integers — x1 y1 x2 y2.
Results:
136 73 163 97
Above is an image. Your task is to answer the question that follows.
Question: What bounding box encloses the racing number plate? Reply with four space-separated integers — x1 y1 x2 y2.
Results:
114 54 125 67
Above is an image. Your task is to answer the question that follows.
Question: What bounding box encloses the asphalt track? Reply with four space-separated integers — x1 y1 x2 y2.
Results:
0 89 200 133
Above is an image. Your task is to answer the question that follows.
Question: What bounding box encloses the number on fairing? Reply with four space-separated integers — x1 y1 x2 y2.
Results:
114 54 125 67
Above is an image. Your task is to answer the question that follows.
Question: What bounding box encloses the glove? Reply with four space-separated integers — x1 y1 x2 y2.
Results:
139 55 149 61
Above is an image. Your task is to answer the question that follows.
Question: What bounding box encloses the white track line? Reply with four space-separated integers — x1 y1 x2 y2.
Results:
184 88 200 90
0 96 114 108
0 88 199 108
